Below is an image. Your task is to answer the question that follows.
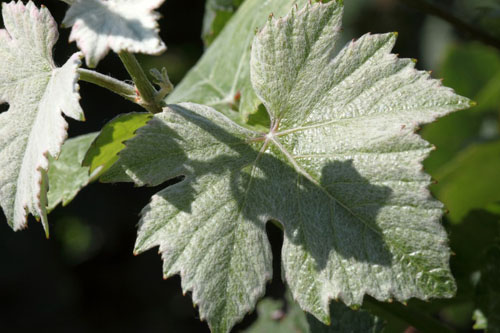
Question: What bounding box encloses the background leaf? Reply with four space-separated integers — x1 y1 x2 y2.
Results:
167 0 310 123
47 133 99 211
432 140 500 222
245 291 384 333
202 0 244 47
474 241 500 332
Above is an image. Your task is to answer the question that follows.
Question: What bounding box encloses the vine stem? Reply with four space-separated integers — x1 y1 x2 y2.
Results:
118 51 163 114
363 297 454 333
78 68 137 103
400 0 500 50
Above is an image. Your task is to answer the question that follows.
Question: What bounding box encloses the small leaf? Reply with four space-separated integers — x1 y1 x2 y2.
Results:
83 112 152 177
245 295 309 333
0 1 84 236
62 0 166 68
105 1 470 331
47 133 99 211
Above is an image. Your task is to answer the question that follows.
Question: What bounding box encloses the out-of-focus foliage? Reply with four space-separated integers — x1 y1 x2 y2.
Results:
425 0 500 39
422 42 500 222
202 0 244 47
245 292 384 333
474 241 500 332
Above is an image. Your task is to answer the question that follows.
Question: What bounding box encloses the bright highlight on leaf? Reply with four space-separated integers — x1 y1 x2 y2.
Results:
62 0 167 68
0 1 84 236
96 1 472 332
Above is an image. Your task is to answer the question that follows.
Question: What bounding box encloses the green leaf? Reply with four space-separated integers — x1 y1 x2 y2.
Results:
307 302 385 333
47 133 99 211
167 0 310 123
82 112 152 177
475 242 500 332
105 2 469 332
432 140 500 222
245 294 309 333
0 1 84 236
202 0 244 47
61 0 166 68
246 292 384 333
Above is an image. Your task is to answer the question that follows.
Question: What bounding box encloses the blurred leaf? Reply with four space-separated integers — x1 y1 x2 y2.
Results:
473 309 488 330
167 0 311 124
245 294 309 333
246 292 384 333
422 43 500 174
475 71 500 114
307 302 385 333
82 112 152 177
48 133 99 211
202 0 244 47
474 242 500 332
432 140 500 222
440 43 500 98
448 210 500 281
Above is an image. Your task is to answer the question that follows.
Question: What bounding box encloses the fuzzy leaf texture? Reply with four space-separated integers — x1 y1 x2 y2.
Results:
104 1 471 332
0 1 83 236
61 0 166 68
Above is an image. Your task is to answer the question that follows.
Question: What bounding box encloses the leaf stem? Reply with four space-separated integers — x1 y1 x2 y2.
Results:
363 297 454 333
78 68 137 103
118 51 163 113
400 0 500 50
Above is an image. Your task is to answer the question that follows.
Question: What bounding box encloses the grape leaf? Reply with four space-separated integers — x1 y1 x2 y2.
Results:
104 1 470 332
82 112 152 176
0 1 84 236
47 133 99 211
202 0 244 47
167 0 310 123
61 0 166 68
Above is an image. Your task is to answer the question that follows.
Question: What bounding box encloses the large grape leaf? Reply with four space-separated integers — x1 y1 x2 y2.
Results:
0 1 84 236
167 0 310 122
103 1 470 332
61 0 166 68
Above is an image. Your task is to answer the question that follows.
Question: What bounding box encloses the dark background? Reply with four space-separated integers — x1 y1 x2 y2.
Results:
0 0 497 332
